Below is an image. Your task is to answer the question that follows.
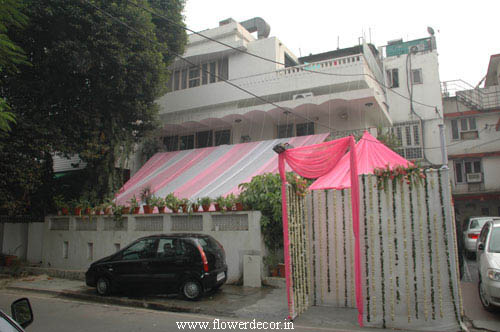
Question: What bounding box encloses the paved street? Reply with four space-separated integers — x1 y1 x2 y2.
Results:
461 255 500 331
0 288 380 332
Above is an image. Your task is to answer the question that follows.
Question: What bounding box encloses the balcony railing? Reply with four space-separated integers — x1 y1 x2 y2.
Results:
441 80 500 110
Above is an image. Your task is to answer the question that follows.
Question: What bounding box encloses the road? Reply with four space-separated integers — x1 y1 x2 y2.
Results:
460 254 500 331
0 289 362 332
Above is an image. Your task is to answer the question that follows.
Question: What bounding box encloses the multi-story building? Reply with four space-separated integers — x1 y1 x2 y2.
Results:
442 54 500 218
140 17 445 177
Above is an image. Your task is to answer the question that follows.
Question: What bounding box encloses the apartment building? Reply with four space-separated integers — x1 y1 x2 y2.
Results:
442 54 500 218
142 18 445 175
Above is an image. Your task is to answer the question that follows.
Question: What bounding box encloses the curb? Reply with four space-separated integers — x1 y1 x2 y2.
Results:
5 285 202 314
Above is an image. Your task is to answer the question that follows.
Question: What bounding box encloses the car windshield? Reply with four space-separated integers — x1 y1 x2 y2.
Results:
489 227 500 253
470 218 489 230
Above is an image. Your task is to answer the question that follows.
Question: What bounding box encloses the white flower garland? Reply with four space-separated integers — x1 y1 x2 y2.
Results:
400 181 411 323
416 185 429 321
368 176 377 318
333 190 340 305
385 180 396 321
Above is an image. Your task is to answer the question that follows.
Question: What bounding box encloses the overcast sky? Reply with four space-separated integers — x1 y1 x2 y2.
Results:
184 0 499 87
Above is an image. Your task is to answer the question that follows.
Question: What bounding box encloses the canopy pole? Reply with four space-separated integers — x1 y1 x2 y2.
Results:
349 136 363 326
279 153 295 319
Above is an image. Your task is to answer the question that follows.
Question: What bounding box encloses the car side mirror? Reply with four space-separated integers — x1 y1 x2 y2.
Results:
11 298 33 329
478 243 485 251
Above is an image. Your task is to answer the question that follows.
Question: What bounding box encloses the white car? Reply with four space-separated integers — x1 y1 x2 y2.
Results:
0 298 33 331
477 219 500 311
463 217 500 258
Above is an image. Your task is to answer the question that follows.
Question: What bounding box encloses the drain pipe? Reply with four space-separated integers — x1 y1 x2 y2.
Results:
439 124 448 167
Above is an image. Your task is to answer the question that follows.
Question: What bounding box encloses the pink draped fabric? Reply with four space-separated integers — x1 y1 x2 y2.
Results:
310 131 412 190
278 136 364 326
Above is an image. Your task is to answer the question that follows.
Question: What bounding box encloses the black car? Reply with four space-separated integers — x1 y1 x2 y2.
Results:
85 234 227 300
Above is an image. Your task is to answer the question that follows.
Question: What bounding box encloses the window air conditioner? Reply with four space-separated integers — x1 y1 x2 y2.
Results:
292 92 314 100
466 173 482 183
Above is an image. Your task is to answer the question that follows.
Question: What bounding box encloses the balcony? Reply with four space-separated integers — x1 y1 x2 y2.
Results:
441 80 500 110
157 46 390 130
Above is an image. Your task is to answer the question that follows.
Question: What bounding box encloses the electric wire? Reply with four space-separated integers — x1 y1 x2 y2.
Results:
124 0 439 110
81 0 336 132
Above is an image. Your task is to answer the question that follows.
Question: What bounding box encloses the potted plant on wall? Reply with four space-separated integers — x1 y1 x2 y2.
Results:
214 196 225 212
152 196 166 213
235 194 244 211
179 198 190 213
165 193 180 213
140 186 154 214
53 195 68 215
129 195 140 214
224 193 236 211
191 198 201 213
200 197 212 212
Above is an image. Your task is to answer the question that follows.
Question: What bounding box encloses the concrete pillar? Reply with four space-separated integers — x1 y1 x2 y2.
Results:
243 254 261 288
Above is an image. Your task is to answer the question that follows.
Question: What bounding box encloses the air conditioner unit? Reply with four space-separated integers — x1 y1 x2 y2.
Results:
467 173 482 183
292 92 314 100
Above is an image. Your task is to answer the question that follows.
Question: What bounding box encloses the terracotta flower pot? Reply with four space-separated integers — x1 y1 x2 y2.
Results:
181 204 188 213
277 263 285 277
84 208 92 215
235 202 244 211
143 205 152 214
95 209 101 216
132 207 140 214
191 204 199 212
104 207 112 215
170 207 179 213
157 206 166 214
61 207 69 215
214 204 222 212
4 255 17 267
202 204 210 212
121 207 130 214
74 207 82 216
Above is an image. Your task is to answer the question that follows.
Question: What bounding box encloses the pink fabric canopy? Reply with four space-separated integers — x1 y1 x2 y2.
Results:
278 136 363 326
310 131 412 190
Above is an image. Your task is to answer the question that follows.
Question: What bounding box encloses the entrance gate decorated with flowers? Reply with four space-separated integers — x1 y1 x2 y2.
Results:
285 168 464 331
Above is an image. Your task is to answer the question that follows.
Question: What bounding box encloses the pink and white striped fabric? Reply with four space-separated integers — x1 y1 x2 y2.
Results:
115 133 329 205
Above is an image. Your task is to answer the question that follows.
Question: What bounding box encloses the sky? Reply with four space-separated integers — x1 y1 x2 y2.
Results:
184 0 500 87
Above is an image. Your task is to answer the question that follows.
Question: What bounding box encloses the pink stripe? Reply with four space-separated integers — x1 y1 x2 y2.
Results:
117 148 215 205
175 141 261 198
224 134 327 196
120 152 179 193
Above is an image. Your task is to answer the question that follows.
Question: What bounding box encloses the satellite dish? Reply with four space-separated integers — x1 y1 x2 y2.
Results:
427 26 435 36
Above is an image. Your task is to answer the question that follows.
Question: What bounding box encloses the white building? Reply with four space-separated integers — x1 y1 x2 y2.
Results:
143 18 444 175
442 54 500 218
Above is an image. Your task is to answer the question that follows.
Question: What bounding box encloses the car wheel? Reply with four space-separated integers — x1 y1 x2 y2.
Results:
479 279 496 312
96 276 111 296
182 280 202 300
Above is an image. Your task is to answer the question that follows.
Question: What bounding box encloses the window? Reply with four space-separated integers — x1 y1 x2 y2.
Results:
296 122 315 136
163 136 179 152
196 130 213 148
391 121 423 160
63 241 69 259
386 68 399 88
180 135 194 150
455 159 481 184
122 238 157 261
170 57 228 91
451 117 478 140
215 129 231 146
411 69 423 84
157 238 185 258
87 243 93 260
481 207 490 216
189 67 201 88
277 124 294 138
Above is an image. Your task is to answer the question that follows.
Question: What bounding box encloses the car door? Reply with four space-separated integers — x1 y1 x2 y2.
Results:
108 238 158 289
478 222 490 278
148 238 189 292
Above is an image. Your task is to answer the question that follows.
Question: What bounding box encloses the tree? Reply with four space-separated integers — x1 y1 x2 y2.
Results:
0 0 29 134
0 0 186 214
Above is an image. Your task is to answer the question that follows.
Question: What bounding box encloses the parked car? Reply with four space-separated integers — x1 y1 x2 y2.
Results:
477 218 500 311
85 234 227 300
0 298 34 331
463 217 500 258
